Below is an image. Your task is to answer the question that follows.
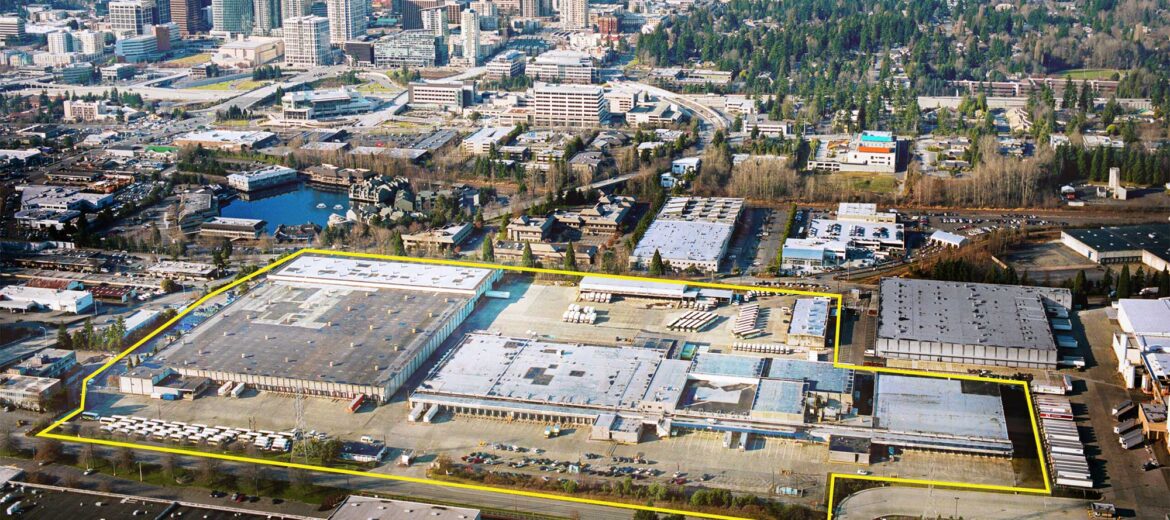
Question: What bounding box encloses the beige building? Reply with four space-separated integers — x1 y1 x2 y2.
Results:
212 37 284 68
533 82 608 127
283 16 331 67
561 0 588 29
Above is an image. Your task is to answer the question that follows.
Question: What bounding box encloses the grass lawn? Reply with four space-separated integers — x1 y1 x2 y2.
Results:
829 172 899 193
190 80 235 91
190 79 270 91
232 79 271 90
1054 68 1121 80
165 53 211 67
356 82 401 94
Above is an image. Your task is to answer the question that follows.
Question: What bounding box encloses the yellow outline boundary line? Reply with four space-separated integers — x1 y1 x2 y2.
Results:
33 248 1052 520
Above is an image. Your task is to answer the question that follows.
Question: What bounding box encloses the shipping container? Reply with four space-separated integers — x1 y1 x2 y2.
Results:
230 382 246 398
1112 400 1135 418
348 394 365 413
408 402 425 422
1055 477 1094 488
1114 418 1138 435
423 404 439 423
217 381 234 397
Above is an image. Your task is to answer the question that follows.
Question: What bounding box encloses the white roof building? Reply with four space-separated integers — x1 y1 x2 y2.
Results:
1118 299 1170 337
0 285 94 314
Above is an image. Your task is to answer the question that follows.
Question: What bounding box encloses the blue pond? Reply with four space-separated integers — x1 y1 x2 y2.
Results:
220 182 350 233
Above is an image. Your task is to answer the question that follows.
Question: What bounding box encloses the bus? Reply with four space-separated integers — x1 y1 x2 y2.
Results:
81 412 100 421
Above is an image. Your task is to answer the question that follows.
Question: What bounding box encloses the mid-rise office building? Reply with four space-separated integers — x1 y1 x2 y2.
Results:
486 49 525 79
326 0 366 44
114 34 158 62
372 30 441 67
75 30 106 54
47 31 73 54
110 0 156 35
408 81 475 110
283 15 330 66
0 15 25 41
533 82 607 127
528 49 595 83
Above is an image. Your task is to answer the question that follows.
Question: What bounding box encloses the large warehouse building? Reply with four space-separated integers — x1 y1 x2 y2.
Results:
629 197 744 272
875 278 1071 368
412 333 1013 454
157 256 499 403
1061 224 1170 272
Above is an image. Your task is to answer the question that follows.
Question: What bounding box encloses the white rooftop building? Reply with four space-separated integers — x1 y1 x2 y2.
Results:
0 286 94 313
268 255 498 296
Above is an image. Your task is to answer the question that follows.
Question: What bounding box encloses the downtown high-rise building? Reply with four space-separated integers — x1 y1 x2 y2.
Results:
519 0 540 18
400 0 440 30
212 0 254 36
325 0 366 44
561 0 586 29
420 5 447 38
460 8 479 65
110 0 156 35
170 0 207 36
252 0 282 34
154 0 171 24
283 15 330 66
281 0 311 18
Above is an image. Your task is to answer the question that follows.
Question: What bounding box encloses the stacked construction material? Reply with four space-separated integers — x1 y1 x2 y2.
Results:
680 298 716 311
731 304 763 338
562 304 598 324
666 311 718 332
1036 395 1092 489
578 291 613 303
733 342 790 354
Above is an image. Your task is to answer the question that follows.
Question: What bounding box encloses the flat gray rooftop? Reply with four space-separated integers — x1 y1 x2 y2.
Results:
160 281 468 387
270 255 495 295
878 278 1069 351
874 375 1009 441
418 334 662 409
631 220 733 264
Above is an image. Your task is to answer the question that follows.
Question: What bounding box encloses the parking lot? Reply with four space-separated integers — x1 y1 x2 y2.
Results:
1071 308 1170 518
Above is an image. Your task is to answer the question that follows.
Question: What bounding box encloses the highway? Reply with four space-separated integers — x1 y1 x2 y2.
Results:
195 66 349 115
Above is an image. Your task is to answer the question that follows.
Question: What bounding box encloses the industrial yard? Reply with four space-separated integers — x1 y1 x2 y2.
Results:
77 255 1044 502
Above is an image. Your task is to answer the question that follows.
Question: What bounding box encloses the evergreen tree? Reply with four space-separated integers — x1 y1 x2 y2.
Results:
389 231 406 256
1117 265 1132 299
481 238 495 262
1061 77 1076 109
563 241 577 271
649 249 665 275
1072 270 1087 308
56 323 72 350
1159 268 1170 297
521 242 535 268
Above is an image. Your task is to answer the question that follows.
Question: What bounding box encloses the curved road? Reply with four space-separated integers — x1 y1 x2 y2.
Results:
837 487 1089 520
